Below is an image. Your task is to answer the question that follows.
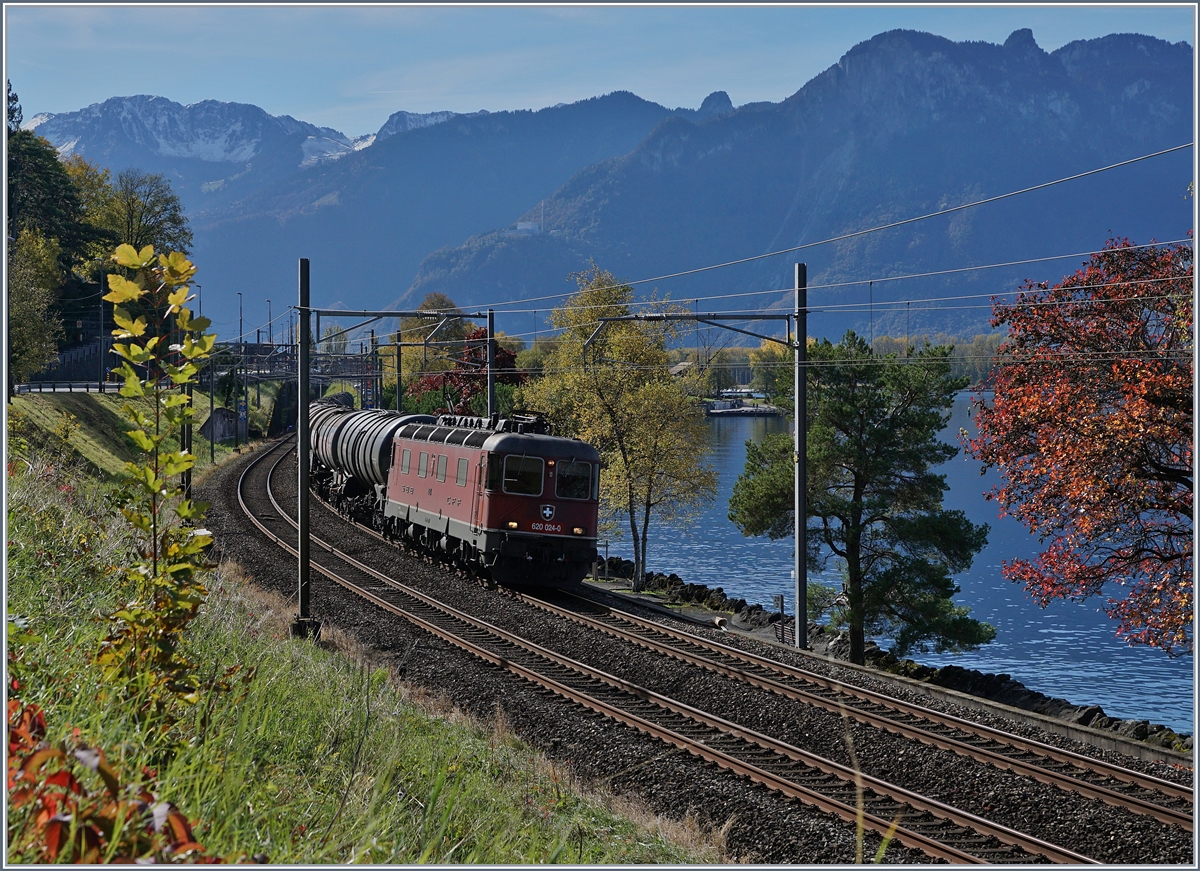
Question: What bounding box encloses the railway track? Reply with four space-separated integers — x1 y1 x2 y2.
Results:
241 439 1088 862
516 588 1193 831
235 438 1187 863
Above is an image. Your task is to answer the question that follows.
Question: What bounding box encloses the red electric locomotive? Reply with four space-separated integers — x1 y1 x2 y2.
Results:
308 397 600 588
382 412 600 587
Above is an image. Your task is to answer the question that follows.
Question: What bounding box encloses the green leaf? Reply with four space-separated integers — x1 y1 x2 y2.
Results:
162 456 196 477
104 274 144 303
159 251 197 283
111 306 148 337
125 343 155 364
176 499 211 520
180 334 215 357
126 430 155 452
177 311 212 334
113 244 155 269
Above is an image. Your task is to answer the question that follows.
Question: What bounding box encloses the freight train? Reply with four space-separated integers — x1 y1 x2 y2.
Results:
307 396 601 587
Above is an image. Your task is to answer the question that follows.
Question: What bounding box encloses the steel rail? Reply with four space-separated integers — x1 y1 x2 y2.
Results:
512 589 1193 830
587 598 1192 799
238 442 1187 840
294 470 1186 814
597 597 1194 802
238 447 980 860
234 443 1103 863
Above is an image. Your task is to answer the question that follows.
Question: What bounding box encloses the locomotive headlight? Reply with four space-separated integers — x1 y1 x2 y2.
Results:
507 521 519 529
547 460 555 467
572 527 585 536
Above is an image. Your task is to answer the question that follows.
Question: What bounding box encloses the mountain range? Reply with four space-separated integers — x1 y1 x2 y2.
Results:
24 28 1193 342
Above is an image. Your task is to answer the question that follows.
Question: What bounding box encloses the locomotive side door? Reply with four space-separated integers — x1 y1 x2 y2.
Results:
470 452 485 533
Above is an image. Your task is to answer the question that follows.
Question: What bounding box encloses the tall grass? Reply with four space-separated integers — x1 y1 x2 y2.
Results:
6 426 724 863
8 394 242 481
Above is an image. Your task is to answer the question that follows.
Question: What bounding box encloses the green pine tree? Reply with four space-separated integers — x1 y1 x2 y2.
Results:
730 330 993 664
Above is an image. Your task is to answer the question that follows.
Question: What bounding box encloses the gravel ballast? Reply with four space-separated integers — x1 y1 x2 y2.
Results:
198 445 1193 864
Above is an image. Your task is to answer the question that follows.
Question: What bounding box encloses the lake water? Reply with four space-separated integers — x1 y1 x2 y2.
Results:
605 398 1195 735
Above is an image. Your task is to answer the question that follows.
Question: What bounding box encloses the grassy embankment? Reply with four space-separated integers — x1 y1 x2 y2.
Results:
5 392 724 863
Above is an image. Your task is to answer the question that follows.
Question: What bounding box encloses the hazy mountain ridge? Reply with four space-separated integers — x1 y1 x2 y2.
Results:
403 29 1192 338
19 28 1191 340
184 90 722 315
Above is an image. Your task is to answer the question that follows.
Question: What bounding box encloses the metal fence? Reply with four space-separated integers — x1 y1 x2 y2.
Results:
13 381 122 394
773 617 795 646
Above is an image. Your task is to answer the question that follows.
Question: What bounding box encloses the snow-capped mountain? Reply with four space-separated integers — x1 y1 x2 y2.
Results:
24 94 367 167
21 94 404 211
374 109 461 141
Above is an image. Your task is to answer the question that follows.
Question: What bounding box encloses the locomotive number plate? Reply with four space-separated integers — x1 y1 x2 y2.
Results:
530 522 563 533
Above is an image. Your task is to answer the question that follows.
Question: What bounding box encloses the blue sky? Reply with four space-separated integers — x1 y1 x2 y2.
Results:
5 4 1195 137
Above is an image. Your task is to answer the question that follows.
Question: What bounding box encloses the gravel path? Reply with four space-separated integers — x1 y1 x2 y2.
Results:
198 445 1193 864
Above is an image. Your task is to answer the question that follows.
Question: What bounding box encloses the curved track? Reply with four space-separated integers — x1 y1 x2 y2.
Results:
236 438 1189 863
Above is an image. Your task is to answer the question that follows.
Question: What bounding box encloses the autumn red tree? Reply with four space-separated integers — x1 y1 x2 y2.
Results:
966 239 1193 655
409 326 522 414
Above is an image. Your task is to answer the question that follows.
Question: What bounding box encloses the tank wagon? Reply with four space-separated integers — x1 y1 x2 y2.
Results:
308 397 600 587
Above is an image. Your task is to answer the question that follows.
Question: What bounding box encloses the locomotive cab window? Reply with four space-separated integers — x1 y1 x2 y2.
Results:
400 449 411 475
417 451 428 478
556 460 592 500
436 454 447 483
502 455 544 496
456 457 469 487
485 455 502 491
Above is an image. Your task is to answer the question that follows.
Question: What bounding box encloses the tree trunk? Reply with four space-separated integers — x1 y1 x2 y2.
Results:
629 511 644 592
848 475 866 665
849 609 866 665
638 498 653 590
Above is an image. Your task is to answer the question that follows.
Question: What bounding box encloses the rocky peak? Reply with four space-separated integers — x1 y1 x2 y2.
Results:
374 109 460 142
697 91 734 118
1003 27 1040 53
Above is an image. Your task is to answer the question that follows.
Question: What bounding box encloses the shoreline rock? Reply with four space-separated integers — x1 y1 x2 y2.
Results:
606 563 1192 755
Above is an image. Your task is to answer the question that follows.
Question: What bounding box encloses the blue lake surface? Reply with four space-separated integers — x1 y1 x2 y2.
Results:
606 398 1195 735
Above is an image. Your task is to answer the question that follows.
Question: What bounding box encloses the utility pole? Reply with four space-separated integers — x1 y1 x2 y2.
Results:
233 356 240 450
794 263 808 651
487 308 496 418
395 331 403 411
97 267 105 389
244 359 250 443
293 258 318 639
235 292 243 449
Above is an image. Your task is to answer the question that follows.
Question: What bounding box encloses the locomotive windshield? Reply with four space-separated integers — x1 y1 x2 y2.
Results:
556 461 592 500
502 456 544 496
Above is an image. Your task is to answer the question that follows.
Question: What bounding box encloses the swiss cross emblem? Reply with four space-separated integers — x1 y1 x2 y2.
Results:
540 504 555 520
